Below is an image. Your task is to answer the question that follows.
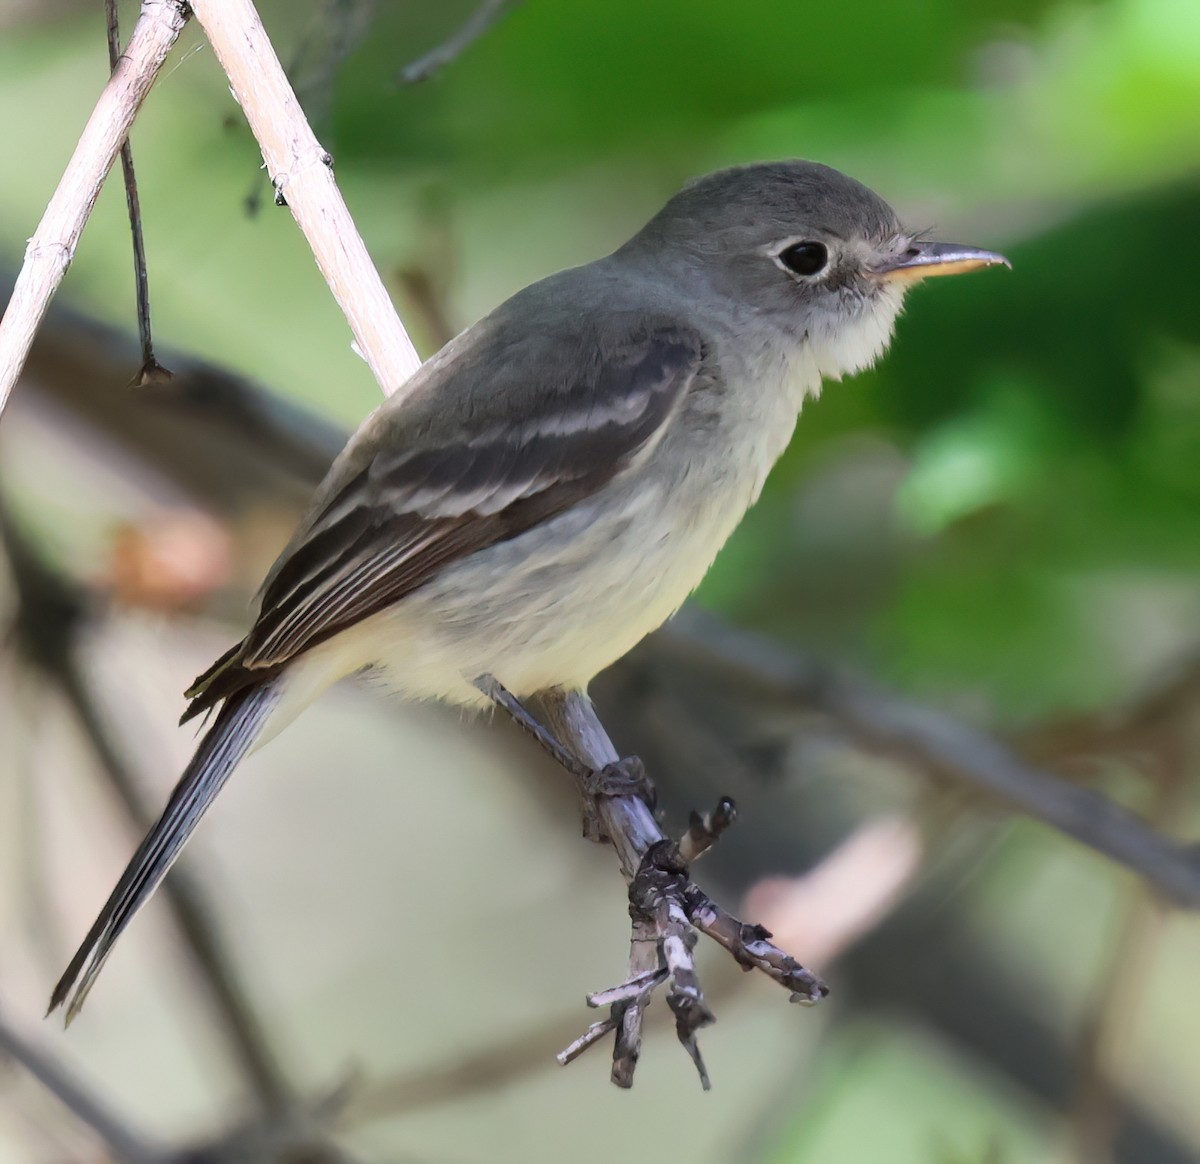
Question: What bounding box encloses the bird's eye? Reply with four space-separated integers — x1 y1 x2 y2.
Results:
777 241 829 278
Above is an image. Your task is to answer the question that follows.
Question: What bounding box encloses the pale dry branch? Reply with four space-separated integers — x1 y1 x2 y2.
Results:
744 815 926 964
0 0 188 418
189 0 421 399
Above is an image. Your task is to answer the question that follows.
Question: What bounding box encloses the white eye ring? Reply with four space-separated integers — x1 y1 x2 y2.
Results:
773 239 830 278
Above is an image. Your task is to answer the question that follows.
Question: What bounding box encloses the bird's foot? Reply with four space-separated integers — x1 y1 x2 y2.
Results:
579 755 658 842
473 673 659 841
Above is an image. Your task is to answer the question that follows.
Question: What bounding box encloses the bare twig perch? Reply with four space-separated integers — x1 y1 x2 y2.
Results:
188 0 421 397
0 0 187 418
482 676 823 1087
533 688 827 1088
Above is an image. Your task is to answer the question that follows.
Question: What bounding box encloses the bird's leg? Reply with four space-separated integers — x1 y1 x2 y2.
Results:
473 674 657 840
474 674 588 776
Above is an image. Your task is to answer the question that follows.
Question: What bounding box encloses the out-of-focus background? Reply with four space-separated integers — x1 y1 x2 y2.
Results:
1 0 1199 1161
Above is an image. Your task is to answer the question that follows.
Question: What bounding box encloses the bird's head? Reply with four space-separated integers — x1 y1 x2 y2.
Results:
625 160 1008 381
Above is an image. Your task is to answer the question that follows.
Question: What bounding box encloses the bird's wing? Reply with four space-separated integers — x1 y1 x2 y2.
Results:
185 321 702 716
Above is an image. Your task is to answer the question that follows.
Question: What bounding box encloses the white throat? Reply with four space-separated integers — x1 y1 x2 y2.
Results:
806 281 908 385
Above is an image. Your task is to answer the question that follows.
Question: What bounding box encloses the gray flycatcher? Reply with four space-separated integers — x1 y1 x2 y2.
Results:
50 159 1007 1019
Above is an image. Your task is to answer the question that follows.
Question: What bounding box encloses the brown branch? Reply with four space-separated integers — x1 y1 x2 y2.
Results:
174 1089 362 1164
344 1012 600 1123
656 609 1200 907
105 0 171 385
11 287 343 514
0 1000 164 1164
399 0 520 83
188 0 421 399
0 0 188 418
0 503 292 1114
346 813 916 1123
535 689 826 1088
0 1000 357 1164
1026 647 1200 761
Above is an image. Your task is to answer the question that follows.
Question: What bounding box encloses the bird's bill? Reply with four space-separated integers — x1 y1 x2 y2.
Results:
874 242 1010 283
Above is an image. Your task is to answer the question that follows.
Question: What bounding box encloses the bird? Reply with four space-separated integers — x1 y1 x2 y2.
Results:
50 159 1007 1020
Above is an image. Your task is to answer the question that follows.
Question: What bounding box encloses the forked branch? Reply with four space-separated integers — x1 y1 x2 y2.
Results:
534 688 826 1088
0 0 188 417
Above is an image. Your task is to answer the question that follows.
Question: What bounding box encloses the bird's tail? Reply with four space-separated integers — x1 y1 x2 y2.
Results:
48 680 283 1023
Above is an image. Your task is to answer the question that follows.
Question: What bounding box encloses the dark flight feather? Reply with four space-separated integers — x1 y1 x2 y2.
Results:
49 682 283 1021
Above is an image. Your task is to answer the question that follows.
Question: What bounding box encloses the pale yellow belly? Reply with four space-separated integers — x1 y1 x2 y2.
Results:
289 347 811 710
